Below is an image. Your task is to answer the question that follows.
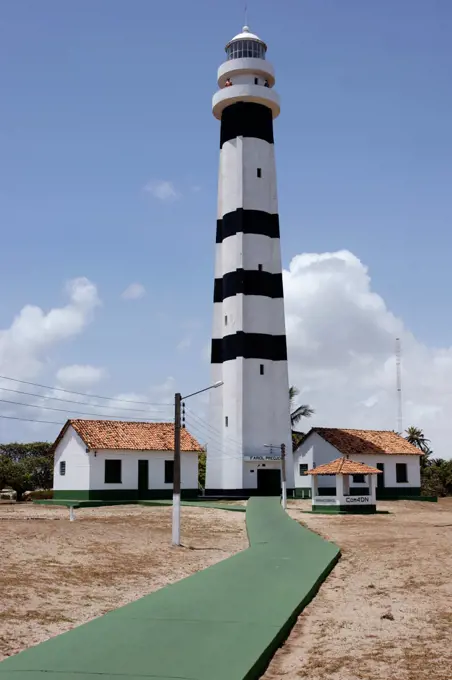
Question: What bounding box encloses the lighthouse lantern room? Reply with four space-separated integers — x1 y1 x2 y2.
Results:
206 26 294 496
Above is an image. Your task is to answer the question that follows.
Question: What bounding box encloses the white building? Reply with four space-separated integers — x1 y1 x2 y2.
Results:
52 419 203 502
293 428 423 500
206 26 293 496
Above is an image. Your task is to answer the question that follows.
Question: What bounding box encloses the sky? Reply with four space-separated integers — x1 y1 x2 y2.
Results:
1 0 452 457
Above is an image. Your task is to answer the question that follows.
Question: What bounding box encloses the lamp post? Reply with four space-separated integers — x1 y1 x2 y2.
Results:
172 380 223 546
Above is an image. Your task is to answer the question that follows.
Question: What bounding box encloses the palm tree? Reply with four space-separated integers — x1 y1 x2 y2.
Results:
405 426 432 469
289 386 314 427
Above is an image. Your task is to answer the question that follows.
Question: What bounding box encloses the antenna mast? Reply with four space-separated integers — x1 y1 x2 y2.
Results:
396 337 403 434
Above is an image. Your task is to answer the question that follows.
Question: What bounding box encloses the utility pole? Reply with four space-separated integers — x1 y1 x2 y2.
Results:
280 443 287 510
396 338 403 434
172 392 182 546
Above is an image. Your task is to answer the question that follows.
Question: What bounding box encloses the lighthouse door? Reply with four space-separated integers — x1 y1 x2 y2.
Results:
257 469 281 496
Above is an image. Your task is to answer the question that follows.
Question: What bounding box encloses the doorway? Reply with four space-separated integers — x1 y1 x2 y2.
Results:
257 468 281 496
138 460 149 498
376 463 385 491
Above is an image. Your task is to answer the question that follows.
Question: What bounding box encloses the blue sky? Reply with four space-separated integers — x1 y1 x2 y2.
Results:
1 1 452 453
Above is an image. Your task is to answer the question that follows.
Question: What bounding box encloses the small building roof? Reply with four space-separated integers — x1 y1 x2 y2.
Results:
52 419 204 453
308 458 382 476
301 428 422 456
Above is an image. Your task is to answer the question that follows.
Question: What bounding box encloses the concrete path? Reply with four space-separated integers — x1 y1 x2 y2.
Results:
0 498 340 680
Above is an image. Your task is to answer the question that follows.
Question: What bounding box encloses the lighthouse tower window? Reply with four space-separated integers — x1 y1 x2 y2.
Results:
226 39 266 61
260 364 264 375
257 168 262 178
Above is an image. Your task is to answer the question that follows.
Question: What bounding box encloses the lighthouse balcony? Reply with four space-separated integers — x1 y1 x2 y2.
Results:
217 57 275 88
212 83 280 120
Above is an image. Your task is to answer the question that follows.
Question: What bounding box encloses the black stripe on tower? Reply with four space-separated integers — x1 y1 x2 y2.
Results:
220 102 274 147
216 209 280 243
211 332 287 363
214 270 283 302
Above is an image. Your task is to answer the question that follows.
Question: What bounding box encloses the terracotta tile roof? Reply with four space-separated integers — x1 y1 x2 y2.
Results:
308 457 382 476
53 419 204 453
307 428 422 456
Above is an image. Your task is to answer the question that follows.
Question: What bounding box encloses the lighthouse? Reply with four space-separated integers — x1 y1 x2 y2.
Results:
206 26 294 495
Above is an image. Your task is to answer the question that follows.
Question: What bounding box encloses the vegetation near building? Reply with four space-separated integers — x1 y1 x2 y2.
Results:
0 442 53 501
404 426 452 497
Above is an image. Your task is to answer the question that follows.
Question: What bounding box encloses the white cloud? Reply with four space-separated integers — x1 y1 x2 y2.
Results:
144 180 180 202
284 250 452 459
121 283 146 300
176 336 191 352
56 364 106 388
0 277 100 381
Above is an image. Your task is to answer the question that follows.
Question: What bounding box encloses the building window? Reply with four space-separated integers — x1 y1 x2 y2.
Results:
59 461 66 476
396 463 408 483
260 364 264 375
352 474 365 483
257 168 262 178
258 264 263 271
225 416 228 427
299 464 308 475
105 459 122 484
165 460 174 484
224 315 228 325
254 77 258 84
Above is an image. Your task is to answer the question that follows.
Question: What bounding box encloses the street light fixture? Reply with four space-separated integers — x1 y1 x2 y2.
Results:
172 380 223 546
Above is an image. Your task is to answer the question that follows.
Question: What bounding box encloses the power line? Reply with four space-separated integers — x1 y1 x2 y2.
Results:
0 397 169 421
0 413 64 426
0 374 168 406
184 406 244 449
0 385 171 414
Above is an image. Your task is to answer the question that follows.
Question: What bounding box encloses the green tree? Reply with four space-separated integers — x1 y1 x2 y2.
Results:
198 450 206 489
0 442 53 500
0 442 52 462
289 386 314 427
405 426 432 469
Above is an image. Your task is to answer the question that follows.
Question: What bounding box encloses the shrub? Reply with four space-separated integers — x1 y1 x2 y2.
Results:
29 489 53 500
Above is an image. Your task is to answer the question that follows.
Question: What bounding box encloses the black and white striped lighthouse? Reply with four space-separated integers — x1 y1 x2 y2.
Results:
206 26 294 495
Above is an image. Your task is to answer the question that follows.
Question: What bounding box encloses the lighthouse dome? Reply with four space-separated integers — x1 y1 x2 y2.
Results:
225 25 267 60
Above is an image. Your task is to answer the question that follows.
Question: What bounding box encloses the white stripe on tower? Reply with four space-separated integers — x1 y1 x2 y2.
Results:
206 26 293 494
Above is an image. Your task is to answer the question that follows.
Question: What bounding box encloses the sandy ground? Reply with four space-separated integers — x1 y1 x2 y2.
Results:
0 503 247 661
263 498 452 680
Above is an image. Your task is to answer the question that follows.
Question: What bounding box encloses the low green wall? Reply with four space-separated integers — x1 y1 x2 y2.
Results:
53 488 199 501
1 498 340 680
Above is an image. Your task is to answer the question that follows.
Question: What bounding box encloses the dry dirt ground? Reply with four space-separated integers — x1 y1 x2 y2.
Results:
263 498 452 680
0 503 247 661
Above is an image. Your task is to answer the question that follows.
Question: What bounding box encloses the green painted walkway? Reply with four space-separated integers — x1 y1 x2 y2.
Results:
0 498 340 680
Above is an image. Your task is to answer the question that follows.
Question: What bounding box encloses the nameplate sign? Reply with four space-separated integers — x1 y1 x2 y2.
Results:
243 455 282 461
344 496 372 505
313 496 339 505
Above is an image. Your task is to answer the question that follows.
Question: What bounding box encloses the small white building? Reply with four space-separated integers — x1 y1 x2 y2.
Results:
309 457 382 513
293 428 422 500
52 419 203 502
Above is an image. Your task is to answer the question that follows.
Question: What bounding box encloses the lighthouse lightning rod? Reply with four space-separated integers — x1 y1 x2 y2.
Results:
172 381 223 546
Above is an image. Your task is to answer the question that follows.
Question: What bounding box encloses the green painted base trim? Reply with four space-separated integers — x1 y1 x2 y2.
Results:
293 488 312 499
376 487 421 500
52 489 199 502
302 509 391 515
399 495 438 502
313 504 376 514
5 498 340 680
